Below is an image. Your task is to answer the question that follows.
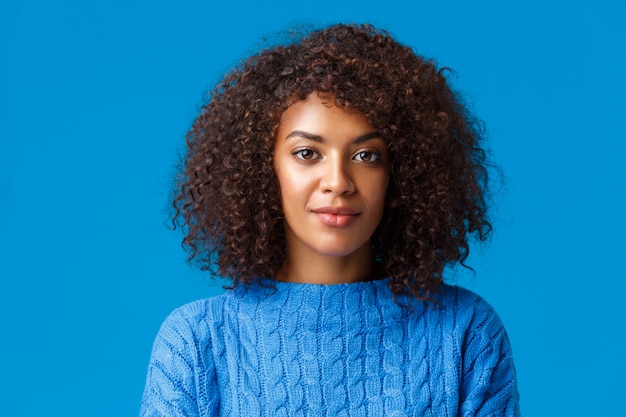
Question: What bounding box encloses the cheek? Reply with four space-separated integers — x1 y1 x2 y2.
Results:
277 171 295 198
369 175 390 211
276 168 308 210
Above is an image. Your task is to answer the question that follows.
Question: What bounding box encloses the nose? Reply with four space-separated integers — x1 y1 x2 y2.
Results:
320 157 355 195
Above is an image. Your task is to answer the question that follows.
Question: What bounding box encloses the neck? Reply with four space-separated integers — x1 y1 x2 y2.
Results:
276 243 376 285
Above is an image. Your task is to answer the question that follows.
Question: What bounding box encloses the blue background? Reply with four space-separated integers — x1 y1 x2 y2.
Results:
1 0 624 415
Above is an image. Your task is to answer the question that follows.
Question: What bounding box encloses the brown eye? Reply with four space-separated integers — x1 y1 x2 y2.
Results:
294 149 319 160
354 151 381 163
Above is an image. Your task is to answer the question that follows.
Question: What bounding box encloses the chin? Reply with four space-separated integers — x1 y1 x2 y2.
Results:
310 240 369 259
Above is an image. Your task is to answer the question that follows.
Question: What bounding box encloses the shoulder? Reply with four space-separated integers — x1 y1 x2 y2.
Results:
436 285 520 415
434 284 516 380
438 283 495 313
147 290 240 365
165 297 217 325
156 292 233 341
141 295 232 417
437 284 507 339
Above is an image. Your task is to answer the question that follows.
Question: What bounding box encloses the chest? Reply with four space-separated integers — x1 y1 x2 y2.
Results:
204 307 461 417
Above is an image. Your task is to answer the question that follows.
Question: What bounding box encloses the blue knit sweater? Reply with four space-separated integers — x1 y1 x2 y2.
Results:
140 279 520 416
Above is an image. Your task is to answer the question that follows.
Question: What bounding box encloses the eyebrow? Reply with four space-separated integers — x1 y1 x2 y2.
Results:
284 130 381 143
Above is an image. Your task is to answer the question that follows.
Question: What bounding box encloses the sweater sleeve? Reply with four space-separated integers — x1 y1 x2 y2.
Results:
459 296 521 417
140 302 218 417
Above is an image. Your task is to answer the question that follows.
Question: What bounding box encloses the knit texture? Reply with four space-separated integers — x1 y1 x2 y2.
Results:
140 279 520 416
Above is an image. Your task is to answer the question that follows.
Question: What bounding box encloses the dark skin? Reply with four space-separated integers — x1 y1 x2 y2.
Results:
273 93 389 284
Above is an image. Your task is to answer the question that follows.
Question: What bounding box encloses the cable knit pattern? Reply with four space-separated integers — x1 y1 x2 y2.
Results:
140 279 520 416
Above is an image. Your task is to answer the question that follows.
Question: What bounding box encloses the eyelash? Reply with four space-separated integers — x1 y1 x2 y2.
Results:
293 148 319 160
353 150 382 163
292 148 383 164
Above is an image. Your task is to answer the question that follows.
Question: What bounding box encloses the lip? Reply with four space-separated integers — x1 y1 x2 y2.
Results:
312 206 360 215
311 206 361 227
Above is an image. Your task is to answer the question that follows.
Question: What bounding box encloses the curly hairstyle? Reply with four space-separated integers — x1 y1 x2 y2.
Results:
173 23 493 301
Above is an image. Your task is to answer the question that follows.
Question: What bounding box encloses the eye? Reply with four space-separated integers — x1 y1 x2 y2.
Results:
353 150 381 163
293 148 320 161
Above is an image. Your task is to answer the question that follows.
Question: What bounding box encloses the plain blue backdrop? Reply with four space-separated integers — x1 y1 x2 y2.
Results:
1 0 624 415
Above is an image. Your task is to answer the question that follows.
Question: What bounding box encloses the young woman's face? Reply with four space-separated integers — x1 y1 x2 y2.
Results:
273 93 390 260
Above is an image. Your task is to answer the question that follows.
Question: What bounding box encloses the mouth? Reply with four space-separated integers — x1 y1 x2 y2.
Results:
311 207 360 227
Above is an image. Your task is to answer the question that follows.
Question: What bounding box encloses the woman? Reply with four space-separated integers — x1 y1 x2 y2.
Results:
141 23 520 416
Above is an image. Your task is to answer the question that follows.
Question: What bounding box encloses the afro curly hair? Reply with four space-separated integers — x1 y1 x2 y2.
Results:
173 23 493 301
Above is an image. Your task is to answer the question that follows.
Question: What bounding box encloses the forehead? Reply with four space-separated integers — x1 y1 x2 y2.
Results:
278 93 374 139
